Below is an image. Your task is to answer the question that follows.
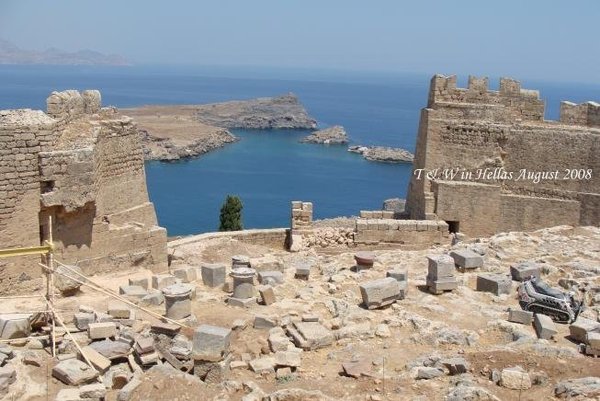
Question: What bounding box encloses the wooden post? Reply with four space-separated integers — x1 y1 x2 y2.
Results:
47 216 56 358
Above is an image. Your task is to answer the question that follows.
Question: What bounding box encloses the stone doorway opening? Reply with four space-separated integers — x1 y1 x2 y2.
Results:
446 221 460 234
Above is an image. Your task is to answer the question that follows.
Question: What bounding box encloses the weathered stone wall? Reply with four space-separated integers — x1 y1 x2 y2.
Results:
406 75 600 237
0 110 56 290
354 218 448 247
169 228 289 250
0 90 167 291
291 201 313 230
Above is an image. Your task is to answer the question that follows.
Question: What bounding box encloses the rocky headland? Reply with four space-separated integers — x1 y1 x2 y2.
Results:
126 94 317 161
300 125 348 144
194 93 317 129
123 105 239 161
349 145 414 163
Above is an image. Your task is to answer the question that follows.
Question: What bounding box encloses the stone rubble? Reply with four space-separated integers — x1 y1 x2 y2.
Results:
0 225 596 400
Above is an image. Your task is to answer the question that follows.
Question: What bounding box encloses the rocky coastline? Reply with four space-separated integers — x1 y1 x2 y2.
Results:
348 145 414 163
125 94 317 161
140 129 238 161
300 125 348 144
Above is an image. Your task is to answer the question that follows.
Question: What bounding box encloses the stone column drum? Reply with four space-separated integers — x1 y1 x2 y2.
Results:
162 283 194 319
228 267 257 307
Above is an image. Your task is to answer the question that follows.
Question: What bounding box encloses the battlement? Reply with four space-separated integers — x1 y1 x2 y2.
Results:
46 89 101 120
428 74 544 122
560 101 600 128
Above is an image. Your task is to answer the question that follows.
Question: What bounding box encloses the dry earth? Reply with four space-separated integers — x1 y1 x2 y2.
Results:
2 225 600 400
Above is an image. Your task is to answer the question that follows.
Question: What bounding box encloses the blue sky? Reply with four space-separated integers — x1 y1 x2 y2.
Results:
1 0 598 82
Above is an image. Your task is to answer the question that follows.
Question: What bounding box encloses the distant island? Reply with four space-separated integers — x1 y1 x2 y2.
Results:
300 125 349 144
0 39 130 66
348 145 414 163
124 94 317 161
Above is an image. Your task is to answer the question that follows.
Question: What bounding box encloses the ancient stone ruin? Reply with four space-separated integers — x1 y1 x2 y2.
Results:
406 75 600 236
0 90 167 292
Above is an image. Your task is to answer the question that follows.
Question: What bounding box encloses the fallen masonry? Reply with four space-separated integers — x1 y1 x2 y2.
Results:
426 255 458 295
476 273 512 296
449 249 483 270
359 277 402 309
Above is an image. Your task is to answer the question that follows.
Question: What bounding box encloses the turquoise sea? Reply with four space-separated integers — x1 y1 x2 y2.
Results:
1 65 598 235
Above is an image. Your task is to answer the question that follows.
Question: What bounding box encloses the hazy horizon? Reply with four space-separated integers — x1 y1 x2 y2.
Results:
1 0 599 83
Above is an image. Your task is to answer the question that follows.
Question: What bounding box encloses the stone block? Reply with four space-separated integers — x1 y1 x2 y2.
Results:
128 277 148 290
508 309 534 325
254 315 278 329
276 367 293 378
80 382 106 399
201 263 226 288
135 337 155 354
54 264 83 296
302 314 319 323
118 285 147 299
258 271 284 285
501 367 531 390
80 345 111 373
386 269 408 282
416 366 444 380
107 302 131 319
227 297 256 308
427 255 455 279
587 332 600 349
450 249 483 269
88 322 117 340
275 350 301 368
0 314 31 339
360 278 400 309
150 323 180 336
382 210 394 219
569 317 600 343
52 359 98 385
426 277 458 294
534 314 557 340
74 312 95 330
137 351 158 366
294 262 311 278
249 356 276 373
510 261 541 282
193 325 231 361
89 339 130 360
140 290 164 306
289 234 303 252
476 273 512 295
258 285 276 305
289 322 334 350
151 274 178 290
173 266 197 283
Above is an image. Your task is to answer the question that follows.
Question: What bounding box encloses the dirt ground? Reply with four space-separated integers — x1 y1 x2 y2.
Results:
2 226 600 400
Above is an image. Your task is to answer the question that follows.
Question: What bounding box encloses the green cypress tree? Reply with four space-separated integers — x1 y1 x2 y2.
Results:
219 195 243 231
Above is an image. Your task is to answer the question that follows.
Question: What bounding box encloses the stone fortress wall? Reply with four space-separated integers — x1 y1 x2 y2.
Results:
405 75 600 237
0 90 167 292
